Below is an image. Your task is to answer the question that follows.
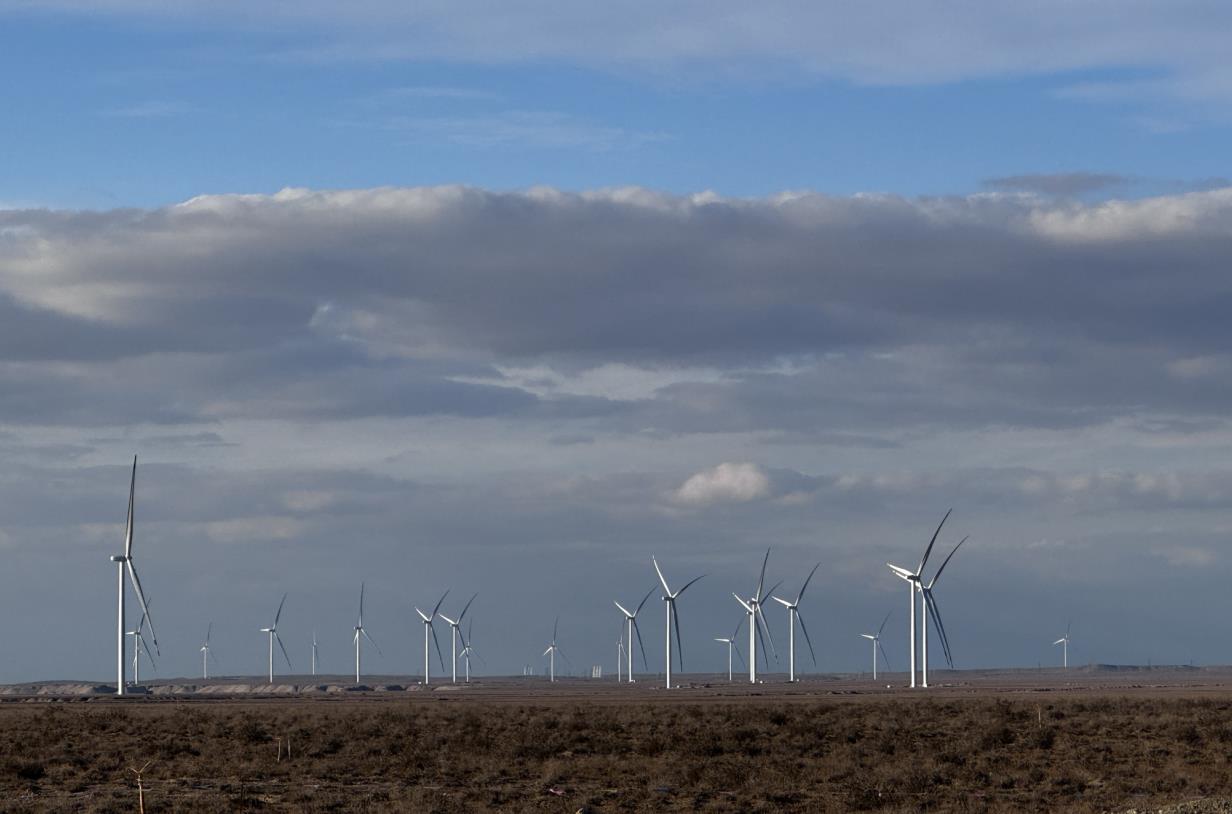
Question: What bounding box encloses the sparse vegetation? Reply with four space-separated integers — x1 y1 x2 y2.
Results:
2 695 1232 811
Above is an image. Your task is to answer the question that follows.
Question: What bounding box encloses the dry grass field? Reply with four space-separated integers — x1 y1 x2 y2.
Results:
4 674 1232 812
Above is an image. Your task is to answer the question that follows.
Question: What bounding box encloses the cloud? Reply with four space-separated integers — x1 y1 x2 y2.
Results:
983 173 1128 197
674 462 771 506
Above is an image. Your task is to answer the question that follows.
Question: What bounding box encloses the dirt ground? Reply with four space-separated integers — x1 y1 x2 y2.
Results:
5 667 1232 812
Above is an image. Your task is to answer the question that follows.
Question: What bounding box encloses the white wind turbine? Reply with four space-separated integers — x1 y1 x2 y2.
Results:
126 606 154 686
772 562 821 682
311 630 318 677
439 593 478 684
543 616 572 681
860 611 892 681
919 536 966 687
353 582 382 683
414 591 449 685
459 619 483 683
109 456 159 696
732 548 780 684
652 557 704 690
714 616 746 682
617 636 624 681
259 593 292 684
200 622 217 680
1054 622 1071 669
887 509 951 689
613 587 654 683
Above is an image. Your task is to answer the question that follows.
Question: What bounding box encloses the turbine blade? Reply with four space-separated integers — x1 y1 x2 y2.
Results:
677 574 705 595
362 628 383 657
763 580 784 602
925 590 954 668
431 622 446 671
1066 620 1071 637
652 557 672 595
275 632 293 671
671 601 684 672
928 536 967 588
917 508 952 574
796 562 821 604
126 561 159 655
415 608 430 622
732 637 746 669
543 646 553 657
358 582 365 626
1053 638 1066 646
124 455 136 558
877 639 893 673
633 619 649 671
274 592 287 627
756 547 770 599
754 610 772 669
613 601 633 617
458 592 478 623
860 634 876 640
635 586 655 616
439 614 457 626
796 611 818 666
553 615 559 643
205 621 212 646
732 593 752 613
732 613 745 640
877 610 892 637
558 648 574 671
756 605 777 659
432 590 450 619
887 563 914 579
771 596 792 608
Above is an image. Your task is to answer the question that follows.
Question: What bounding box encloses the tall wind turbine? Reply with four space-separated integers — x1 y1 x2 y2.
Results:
414 590 449 685
259 593 292 684
353 583 382 683
860 611 892 680
613 588 653 683
109 456 159 696
652 557 704 690
439 593 478 684
714 616 746 682
919 536 966 687
772 562 821 682
887 509 951 688
733 548 780 684
127 606 154 686
543 616 571 681
1054 622 1071 669
200 622 216 680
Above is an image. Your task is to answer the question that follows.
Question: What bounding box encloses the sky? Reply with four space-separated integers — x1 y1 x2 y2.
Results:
2 1 1232 683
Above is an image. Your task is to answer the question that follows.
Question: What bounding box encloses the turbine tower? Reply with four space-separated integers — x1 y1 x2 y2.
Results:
733 548 779 684
109 456 159 696
772 562 821 682
919 536 966 687
200 622 216 680
860 611 892 680
1054 622 1071 669
311 630 318 677
613 587 653 683
543 616 571 681
259 593 292 684
126 606 154 686
887 509 951 688
652 557 704 690
439 593 478 684
414 590 449 685
353 582 382 683
714 616 746 682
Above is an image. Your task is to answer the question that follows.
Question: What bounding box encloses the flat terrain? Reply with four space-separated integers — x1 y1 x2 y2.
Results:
5 668 1232 812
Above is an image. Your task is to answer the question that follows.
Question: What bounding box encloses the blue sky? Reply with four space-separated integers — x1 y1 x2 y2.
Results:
3 6 1230 208
4 2 1232 684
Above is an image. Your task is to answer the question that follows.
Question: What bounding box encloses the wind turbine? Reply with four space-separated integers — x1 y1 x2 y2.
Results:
439 593 478 684
353 582 382 683
919 536 966 687
1054 622 1071 669
887 509 951 688
311 630 318 677
126 606 154 686
200 622 217 680
459 619 483 683
616 636 624 681
714 616 746 682
259 593 292 684
772 562 821 682
860 611 892 680
732 548 780 684
109 456 159 696
613 587 653 683
414 590 449 685
543 616 571 681
652 557 704 689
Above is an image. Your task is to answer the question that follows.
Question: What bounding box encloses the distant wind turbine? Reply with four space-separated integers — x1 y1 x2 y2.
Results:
887 510 951 688
109 456 159 696
1054 622 1071 669
439 593 478 684
714 616 746 682
459 619 483 683
860 611 893 680
733 548 780 684
353 582 382 683
126 605 154 686
259 593 292 683
543 616 571 681
613 587 653 683
414 591 449 685
200 622 216 680
772 562 821 682
311 630 318 677
652 557 704 689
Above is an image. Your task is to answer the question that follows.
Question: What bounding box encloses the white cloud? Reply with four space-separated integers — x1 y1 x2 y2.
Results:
673 462 771 506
